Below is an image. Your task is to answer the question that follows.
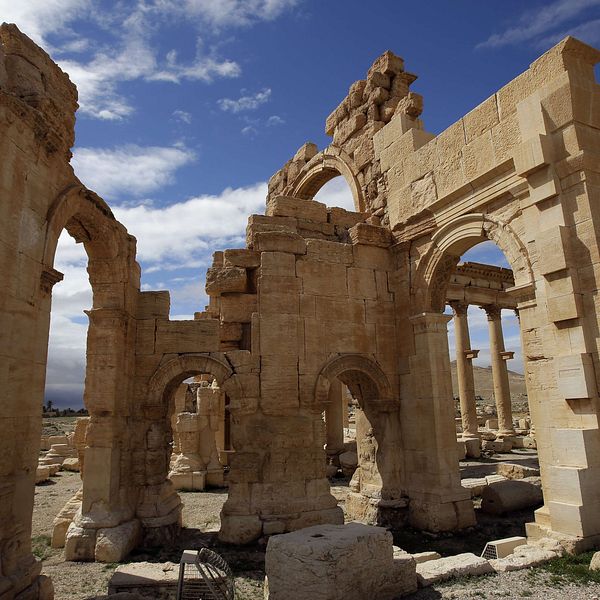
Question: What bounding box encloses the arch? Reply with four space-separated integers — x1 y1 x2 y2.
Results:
416 213 535 312
146 354 241 410
314 354 394 410
42 184 132 268
287 149 366 213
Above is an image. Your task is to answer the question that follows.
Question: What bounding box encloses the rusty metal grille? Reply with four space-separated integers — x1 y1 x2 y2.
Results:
177 548 235 600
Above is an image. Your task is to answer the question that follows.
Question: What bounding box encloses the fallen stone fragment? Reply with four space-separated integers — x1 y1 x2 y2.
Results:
416 553 494 587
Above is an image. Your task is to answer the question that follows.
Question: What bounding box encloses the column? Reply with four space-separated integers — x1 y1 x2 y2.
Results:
482 305 515 435
449 301 479 438
325 378 345 454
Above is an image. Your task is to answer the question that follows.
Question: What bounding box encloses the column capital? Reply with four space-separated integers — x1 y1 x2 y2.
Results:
448 300 469 316
481 304 502 321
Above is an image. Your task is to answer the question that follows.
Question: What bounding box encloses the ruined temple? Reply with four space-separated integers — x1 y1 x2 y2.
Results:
2 21 600 599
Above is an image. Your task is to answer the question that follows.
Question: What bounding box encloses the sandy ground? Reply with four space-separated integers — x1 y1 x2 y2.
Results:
32 469 600 600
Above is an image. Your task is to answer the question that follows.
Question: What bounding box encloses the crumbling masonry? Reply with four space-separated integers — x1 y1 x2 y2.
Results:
2 21 600 599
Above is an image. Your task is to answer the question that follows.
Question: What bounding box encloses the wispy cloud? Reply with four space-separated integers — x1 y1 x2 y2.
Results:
72 144 196 199
267 115 285 126
218 88 272 113
172 109 193 124
478 0 600 49
2 0 298 120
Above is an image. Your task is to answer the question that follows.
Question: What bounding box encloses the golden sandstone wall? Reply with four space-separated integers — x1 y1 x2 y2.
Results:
2 19 600 599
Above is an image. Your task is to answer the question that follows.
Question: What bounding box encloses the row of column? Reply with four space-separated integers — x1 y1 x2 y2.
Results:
449 302 515 437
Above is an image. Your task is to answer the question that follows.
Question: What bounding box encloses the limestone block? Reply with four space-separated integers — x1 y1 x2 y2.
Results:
497 463 540 480
155 319 219 353
481 480 543 515
368 50 404 78
52 491 83 548
537 226 570 275
246 214 297 246
264 523 417 600
297 260 347 297
254 231 306 255
267 196 328 223
223 248 261 268
348 223 392 247
219 514 263 544
347 267 377 299
334 113 367 146
555 353 596 399
590 551 600 571
411 551 441 564
169 471 206 491
61 458 80 472
513 134 554 177
109 562 179 596
40 436 50 451
327 207 368 229
220 294 257 323
416 553 494 587
35 465 50 483
316 297 365 323
339 451 358 477
463 95 499 145
306 239 354 264
464 437 481 458
461 478 487 497
485 418 498 430
205 267 248 295
137 291 170 319
490 543 560 572
48 435 68 445
64 523 97 561
95 520 141 563
456 440 467 460
260 252 296 276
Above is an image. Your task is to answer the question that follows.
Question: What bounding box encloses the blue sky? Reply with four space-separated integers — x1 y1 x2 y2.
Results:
4 0 599 407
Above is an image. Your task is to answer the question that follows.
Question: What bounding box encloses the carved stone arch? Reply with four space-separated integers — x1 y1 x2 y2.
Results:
314 354 394 411
145 354 240 413
416 213 535 312
287 148 366 212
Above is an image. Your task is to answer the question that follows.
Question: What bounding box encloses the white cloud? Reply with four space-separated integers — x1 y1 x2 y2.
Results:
313 176 356 211
0 0 91 49
241 125 258 136
172 109 193 124
2 0 299 120
218 88 272 113
478 0 600 49
267 115 285 126
72 144 196 199
155 0 300 30
112 182 267 268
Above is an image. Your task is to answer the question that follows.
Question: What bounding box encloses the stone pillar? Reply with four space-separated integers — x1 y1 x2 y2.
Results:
404 313 475 531
482 305 515 435
448 301 479 438
325 378 345 455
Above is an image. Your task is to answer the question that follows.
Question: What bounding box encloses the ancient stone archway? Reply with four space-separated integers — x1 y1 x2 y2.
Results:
314 353 394 410
416 213 535 313
287 150 366 212
145 354 240 411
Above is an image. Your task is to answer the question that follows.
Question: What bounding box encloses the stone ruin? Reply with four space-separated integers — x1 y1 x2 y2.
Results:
2 19 600 599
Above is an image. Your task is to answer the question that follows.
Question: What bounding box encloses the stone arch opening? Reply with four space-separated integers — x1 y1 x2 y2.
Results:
31 184 142 565
140 354 242 542
414 213 542 527
288 151 366 213
314 355 404 526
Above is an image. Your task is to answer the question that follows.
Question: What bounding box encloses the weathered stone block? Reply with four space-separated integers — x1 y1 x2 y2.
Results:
264 523 417 600
267 196 328 223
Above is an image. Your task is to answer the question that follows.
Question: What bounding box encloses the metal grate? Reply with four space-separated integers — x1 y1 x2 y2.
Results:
481 543 498 560
177 548 236 600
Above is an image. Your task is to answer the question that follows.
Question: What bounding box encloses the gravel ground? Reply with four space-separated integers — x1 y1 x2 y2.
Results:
32 472 600 600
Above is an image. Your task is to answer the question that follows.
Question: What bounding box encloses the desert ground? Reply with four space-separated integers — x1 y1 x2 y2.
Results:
32 459 600 600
